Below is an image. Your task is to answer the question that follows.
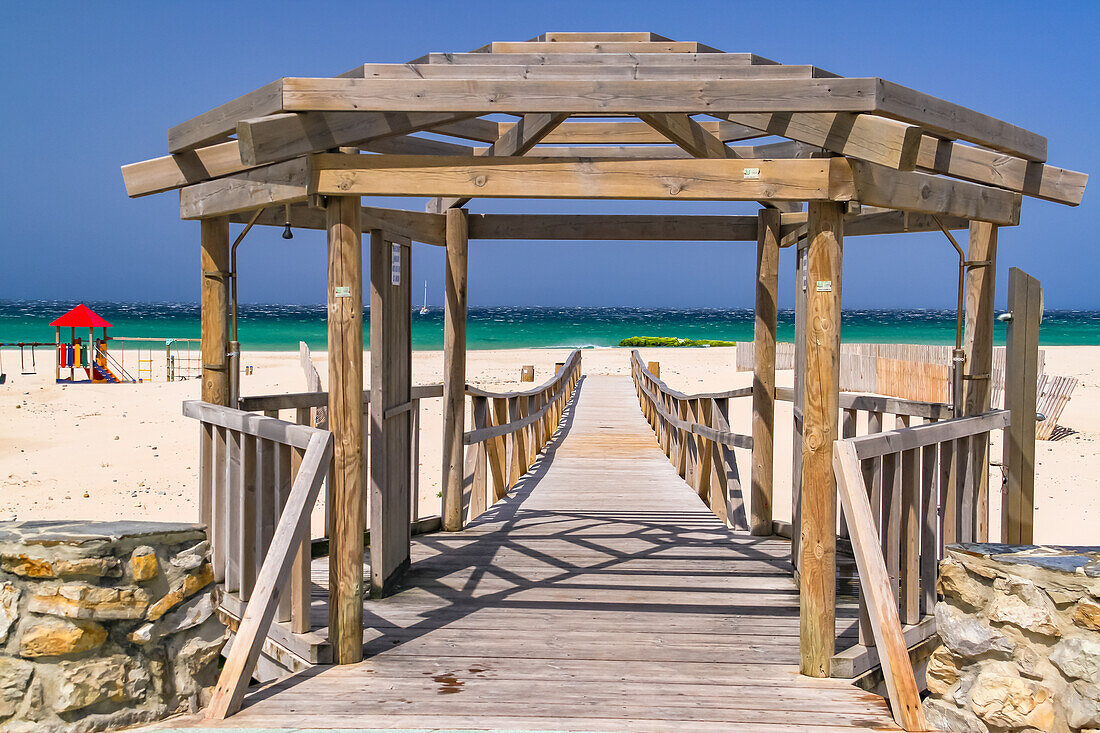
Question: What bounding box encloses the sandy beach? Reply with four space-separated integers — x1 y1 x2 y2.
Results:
1 345 1096 545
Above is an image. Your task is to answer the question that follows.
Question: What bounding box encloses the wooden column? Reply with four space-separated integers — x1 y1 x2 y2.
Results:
326 195 364 664
961 222 998 541
799 201 843 678
442 208 469 532
1002 267 1041 544
200 217 231 406
369 231 412 595
791 240 808 568
751 208 780 535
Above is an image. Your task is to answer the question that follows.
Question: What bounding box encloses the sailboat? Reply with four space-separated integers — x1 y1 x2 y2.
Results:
419 281 429 315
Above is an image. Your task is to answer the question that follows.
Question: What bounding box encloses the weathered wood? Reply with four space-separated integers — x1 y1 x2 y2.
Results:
442 209 469 532
180 157 309 220
718 112 922 171
310 154 853 201
468 213 758 240
791 240 807 571
800 201 843 678
847 411 1009 461
751 208 779 535
200 217 231 406
204 432 332 719
369 232 413 596
960 222 997 541
488 40 718 54
843 159 1022 226
1002 267 1040 544
238 111 478 165
430 112 569 211
834 441 929 730
356 62 831 82
325 194 364 664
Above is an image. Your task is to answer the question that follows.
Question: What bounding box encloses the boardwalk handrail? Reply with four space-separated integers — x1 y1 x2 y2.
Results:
461 350 582 521
183 400 333 719
630 351 750 529
833 408 1009 731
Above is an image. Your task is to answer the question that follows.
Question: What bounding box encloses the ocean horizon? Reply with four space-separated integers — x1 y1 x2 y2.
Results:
3 299 1100 351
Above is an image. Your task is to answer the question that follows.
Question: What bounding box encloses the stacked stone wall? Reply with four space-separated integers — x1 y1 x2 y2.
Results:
0 521 226 732
926 543 1100 733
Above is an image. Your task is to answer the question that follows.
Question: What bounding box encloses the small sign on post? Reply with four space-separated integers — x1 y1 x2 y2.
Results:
390 243 401 286
520 365 535 382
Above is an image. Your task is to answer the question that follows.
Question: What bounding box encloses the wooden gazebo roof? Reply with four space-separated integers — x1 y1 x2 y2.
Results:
122 31 1086 243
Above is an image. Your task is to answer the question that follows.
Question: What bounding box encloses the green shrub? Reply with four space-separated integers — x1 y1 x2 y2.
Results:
618 336 736 348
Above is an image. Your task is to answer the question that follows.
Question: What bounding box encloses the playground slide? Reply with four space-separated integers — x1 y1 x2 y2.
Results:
92 363 122 384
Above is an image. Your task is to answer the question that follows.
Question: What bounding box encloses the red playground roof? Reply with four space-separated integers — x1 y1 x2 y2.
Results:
50 304 112 328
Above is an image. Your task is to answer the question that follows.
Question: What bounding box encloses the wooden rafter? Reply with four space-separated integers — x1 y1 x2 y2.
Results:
427 112 569 212
351 63 835 81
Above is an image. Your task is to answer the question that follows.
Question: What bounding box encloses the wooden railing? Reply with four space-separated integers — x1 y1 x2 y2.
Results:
185 400 333 719
462 349 582 521
630 351 751 530
833 409 1010 731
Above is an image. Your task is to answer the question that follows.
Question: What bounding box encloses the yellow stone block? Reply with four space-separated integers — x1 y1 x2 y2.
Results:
19 617 107 657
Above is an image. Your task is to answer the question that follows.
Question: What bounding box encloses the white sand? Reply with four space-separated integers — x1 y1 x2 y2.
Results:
1 346 1096 545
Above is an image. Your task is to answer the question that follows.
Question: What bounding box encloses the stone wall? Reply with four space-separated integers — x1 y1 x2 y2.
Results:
926 543 1100 733
0 521 226 732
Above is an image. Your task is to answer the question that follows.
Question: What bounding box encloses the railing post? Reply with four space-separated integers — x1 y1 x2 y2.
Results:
752 207 780 535
961 221 998 541
799 200 842 678
442 208 469 532
1002 267 1041 544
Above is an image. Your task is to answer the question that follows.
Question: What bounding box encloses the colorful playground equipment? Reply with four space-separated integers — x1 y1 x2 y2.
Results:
51 304 136 384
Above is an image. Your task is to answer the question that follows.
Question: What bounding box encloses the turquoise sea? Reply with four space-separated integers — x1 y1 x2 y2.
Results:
2 300 1099 351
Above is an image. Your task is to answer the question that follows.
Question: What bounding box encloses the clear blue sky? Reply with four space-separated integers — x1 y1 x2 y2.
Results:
1 1 1096 309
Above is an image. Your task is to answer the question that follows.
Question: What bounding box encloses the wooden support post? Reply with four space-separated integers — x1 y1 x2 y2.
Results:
326 194 364 664
799 201 843 678
751 208 780 535
369 231 412 596
200 217 231 406
442 208 469 532
961 222 997 541
792 240 808 567
1002 267 1041 544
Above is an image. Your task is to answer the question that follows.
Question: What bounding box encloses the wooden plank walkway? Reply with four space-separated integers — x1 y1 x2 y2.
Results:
153 375 899 731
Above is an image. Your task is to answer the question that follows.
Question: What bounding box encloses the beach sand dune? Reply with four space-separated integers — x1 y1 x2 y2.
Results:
1 346 1096 545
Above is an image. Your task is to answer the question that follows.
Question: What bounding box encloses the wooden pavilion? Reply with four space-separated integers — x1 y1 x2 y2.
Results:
122 32 1086 731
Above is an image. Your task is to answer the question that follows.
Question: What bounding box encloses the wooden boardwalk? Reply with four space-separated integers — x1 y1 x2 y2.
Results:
159 375 898 731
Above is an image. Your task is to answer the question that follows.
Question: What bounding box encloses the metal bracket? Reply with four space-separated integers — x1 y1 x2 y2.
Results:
961 373 991 381
964 260 992 268
202 270 229 282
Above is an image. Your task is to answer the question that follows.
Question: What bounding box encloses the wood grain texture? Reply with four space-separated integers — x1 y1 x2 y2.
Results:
171 375 899 732
310 154 851 201
442 209 469 532
751 208 780 535
799 201 843 677
1002 267 1041 544
200 217 231 406
369 232 413 595
325 195 365 664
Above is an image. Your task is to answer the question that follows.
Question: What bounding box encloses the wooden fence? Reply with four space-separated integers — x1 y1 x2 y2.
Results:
833 409 1010 731
462 350 582 521
186 401 333 718
630 350 751 530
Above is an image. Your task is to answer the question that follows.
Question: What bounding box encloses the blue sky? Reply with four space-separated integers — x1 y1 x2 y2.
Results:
1 1 1096 309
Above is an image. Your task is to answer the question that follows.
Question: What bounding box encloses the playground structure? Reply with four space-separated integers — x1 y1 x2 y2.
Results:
50 304 135 384
104 336 202 382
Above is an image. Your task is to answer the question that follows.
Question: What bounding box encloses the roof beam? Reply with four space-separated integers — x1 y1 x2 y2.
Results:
913 136 1086 206
414 52 777 65
468 213 758 240
527 140 815 158
532 32 672 42
310 154 853 201
228 204 446 245
638 112 801 212
353 63 834 81
428 112 569 212
843 158 1021 225
486 41 721 54
716 112 922 171
169 80 283 153
237 111 479 166
180 158 309 219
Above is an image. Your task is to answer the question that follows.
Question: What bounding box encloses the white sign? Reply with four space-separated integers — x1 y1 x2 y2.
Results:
743 167 761 180
391 243 401 286
333 286 351 298
816 280 832 292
